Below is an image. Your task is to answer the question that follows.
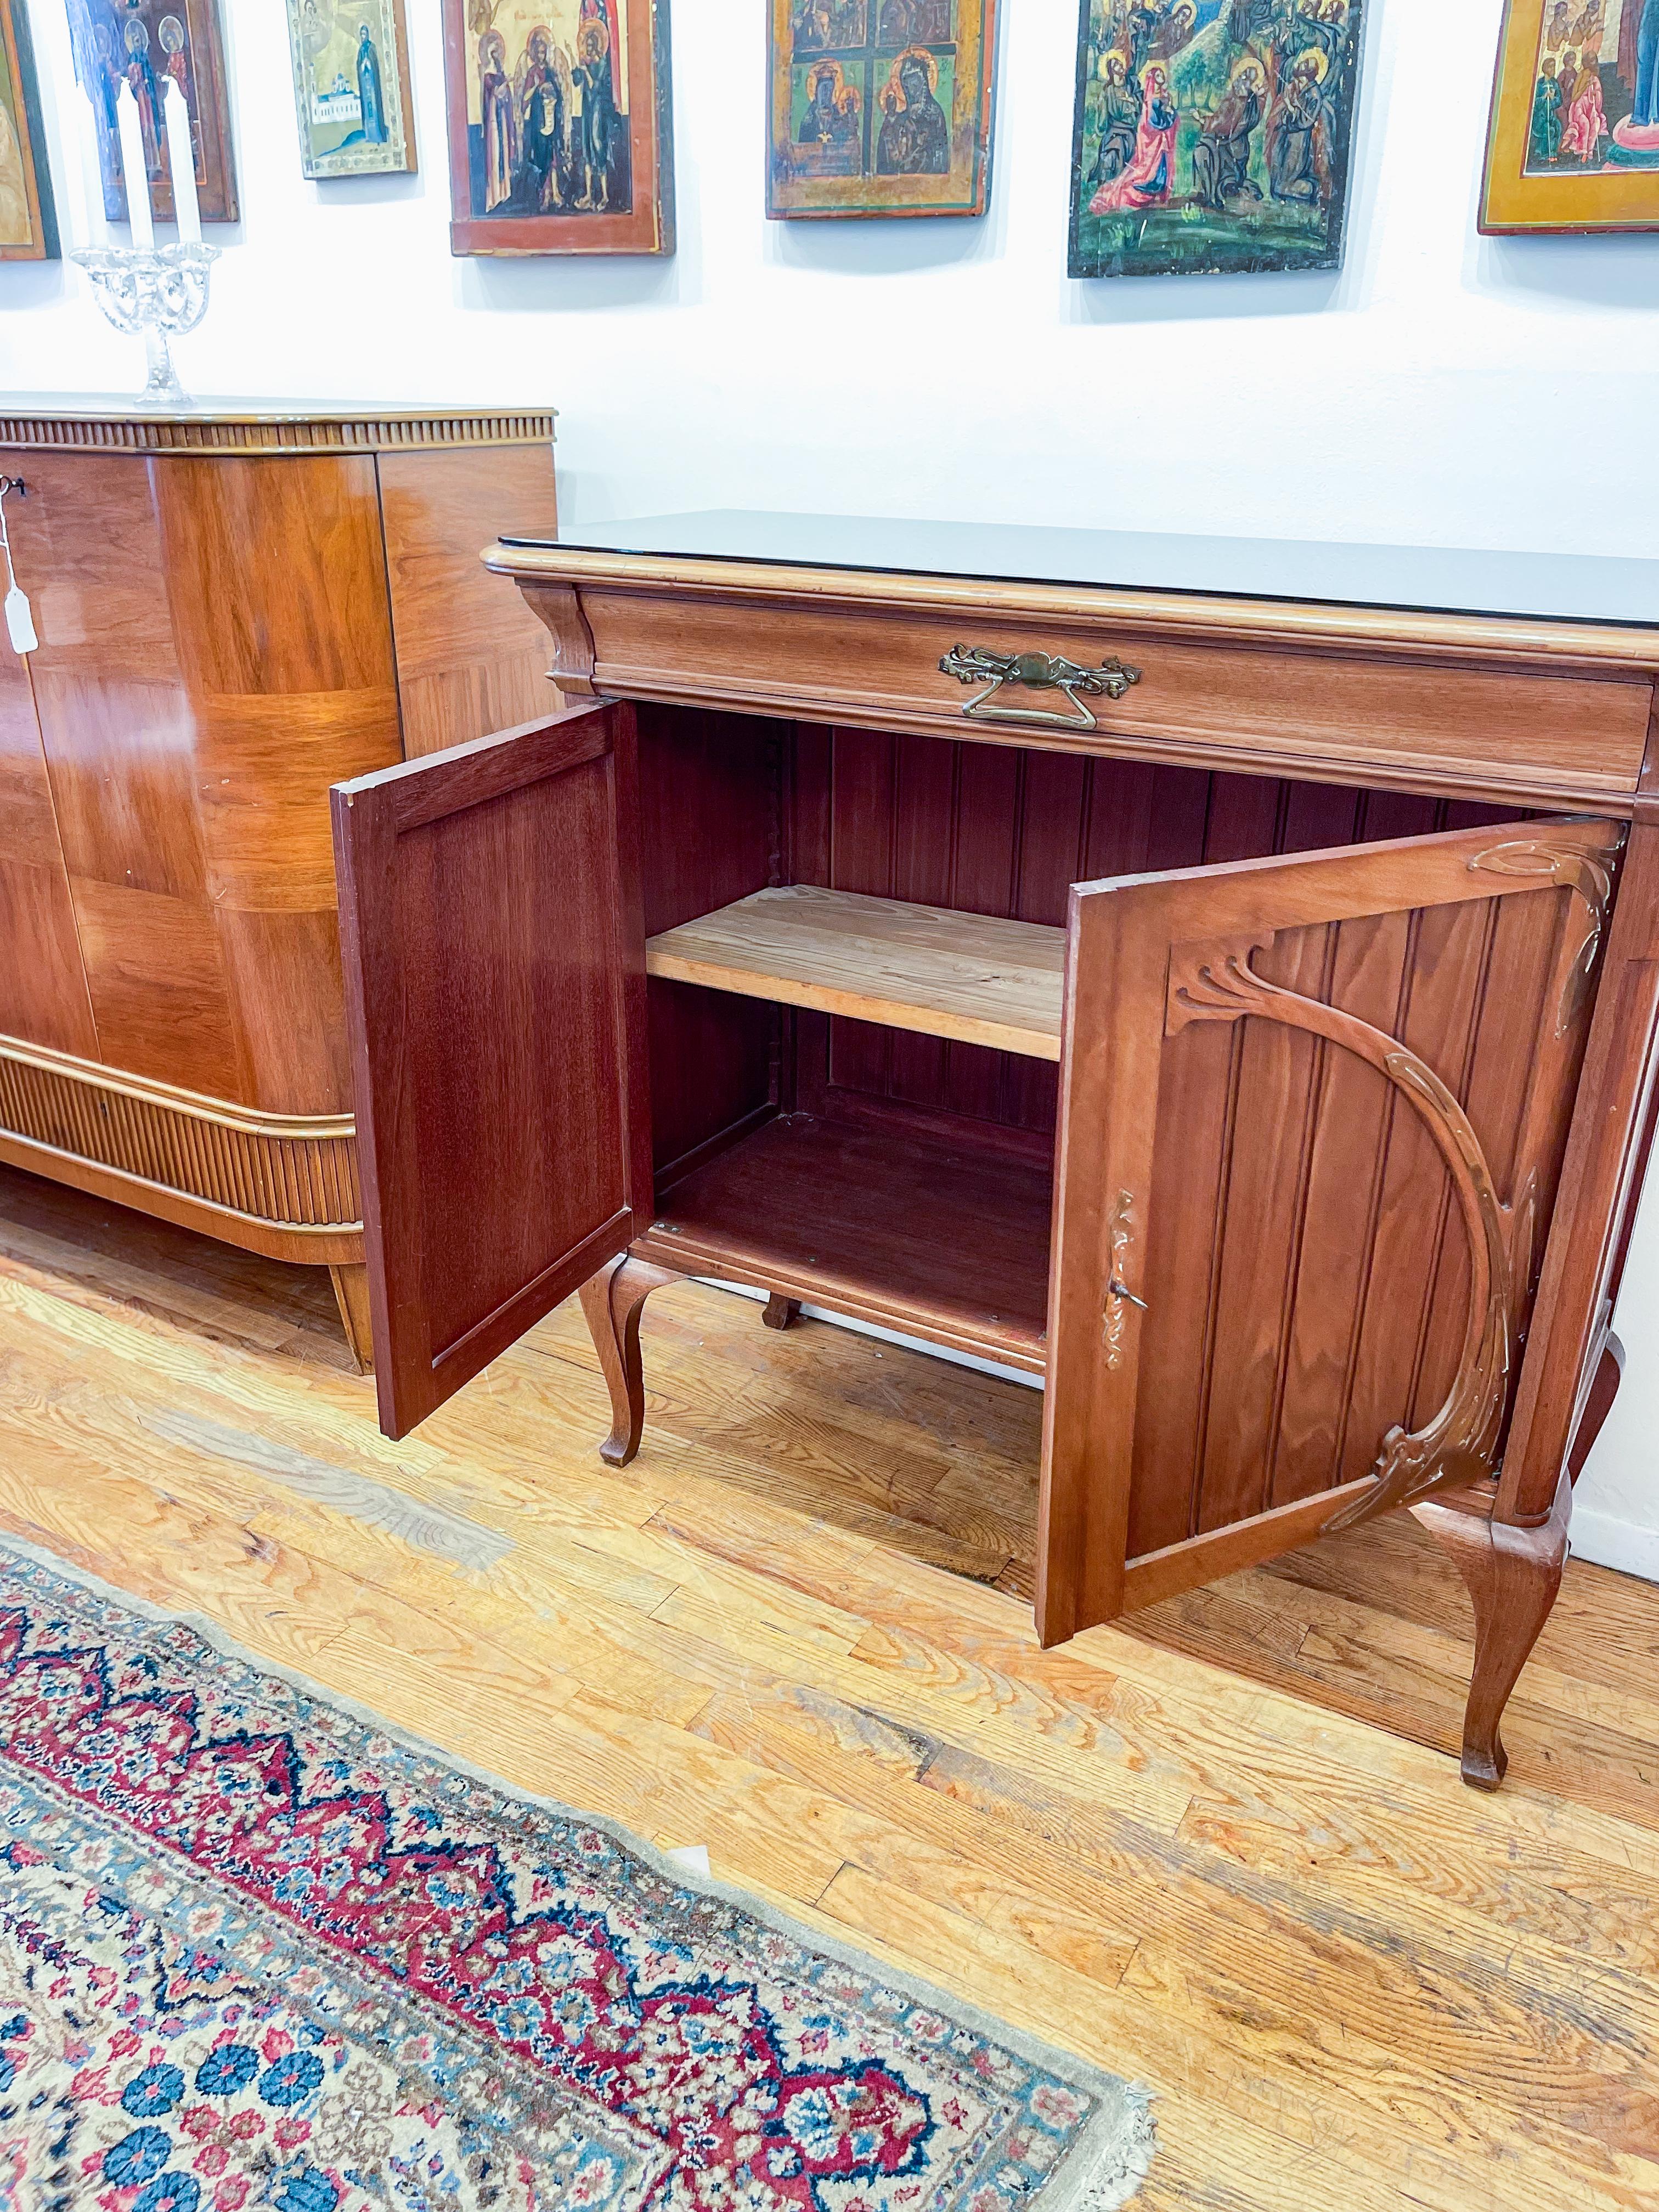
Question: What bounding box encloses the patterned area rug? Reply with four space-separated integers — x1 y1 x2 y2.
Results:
0 1541 1153 2211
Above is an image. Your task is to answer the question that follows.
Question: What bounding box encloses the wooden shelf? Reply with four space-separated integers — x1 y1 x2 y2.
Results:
639 1112 1052 1375
645 886 1065 1061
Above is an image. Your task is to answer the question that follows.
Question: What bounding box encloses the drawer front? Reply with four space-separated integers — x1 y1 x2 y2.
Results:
579 588 1652 811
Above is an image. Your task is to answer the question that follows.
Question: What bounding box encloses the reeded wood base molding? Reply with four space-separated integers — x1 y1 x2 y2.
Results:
0 405 557 456
0 1034 363 1266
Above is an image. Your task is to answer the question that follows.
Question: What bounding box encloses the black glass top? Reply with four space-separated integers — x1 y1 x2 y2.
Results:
500 511 1659 628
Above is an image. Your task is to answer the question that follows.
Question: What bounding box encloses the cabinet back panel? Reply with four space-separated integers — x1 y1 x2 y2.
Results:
1127 878 1584 1557
796 725 1520 1140
638 706 782 1176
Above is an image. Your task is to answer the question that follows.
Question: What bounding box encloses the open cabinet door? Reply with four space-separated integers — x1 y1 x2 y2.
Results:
1037 812 1624 1647
332 704 651 1440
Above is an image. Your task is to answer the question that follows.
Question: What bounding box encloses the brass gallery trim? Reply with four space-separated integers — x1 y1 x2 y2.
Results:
486 543 1659 673
581 669 1631 815
0 411 558 456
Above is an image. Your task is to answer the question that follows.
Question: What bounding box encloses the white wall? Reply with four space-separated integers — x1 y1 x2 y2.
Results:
2 0 1656 1570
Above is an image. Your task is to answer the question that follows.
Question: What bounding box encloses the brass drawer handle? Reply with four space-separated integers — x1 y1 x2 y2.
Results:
939 644 1141 731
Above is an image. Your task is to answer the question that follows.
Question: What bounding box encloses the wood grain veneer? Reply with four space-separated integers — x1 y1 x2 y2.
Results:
776 730 1520 1148
378 445 560 760
0 407 558 1357
0 629 96 1059
13 448 400 1114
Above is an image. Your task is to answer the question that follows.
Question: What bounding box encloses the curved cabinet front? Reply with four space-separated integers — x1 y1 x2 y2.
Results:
0 405 559 1351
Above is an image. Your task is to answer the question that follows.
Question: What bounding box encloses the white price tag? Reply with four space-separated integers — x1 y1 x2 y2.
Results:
4 584 36 655
662 1844 711 1878
0 481 30 653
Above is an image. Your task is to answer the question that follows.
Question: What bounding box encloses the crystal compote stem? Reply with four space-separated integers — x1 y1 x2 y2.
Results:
70 241 220 407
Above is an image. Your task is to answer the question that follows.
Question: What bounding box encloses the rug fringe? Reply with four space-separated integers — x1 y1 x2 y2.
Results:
1040 2083 1155 2212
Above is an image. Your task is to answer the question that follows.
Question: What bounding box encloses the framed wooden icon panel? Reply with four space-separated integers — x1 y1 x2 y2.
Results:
442 0 675 255
0 0 57 259
66 0 238 225
1482 0 1659 232
1068 0 1367 279
768 0 998 219
285 0 417 179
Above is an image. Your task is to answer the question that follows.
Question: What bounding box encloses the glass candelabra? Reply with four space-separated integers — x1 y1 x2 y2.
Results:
70 240 219 406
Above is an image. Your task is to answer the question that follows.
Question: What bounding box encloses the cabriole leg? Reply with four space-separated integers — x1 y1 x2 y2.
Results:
1410 1470 1571 1791
578 1256 679 1468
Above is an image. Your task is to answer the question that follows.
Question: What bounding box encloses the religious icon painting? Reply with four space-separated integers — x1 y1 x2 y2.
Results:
0 0 58 258
65 0 237 224
441 0 674 254
1481 0 1659 231
768 1 998 218
285 0 416 178
1068 0 1366 278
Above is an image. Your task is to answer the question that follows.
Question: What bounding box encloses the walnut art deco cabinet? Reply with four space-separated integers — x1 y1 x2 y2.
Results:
329 514 1659 1790
0 400 557 1364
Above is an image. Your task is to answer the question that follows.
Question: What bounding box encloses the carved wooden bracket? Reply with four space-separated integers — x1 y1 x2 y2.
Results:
1166 934 1513 1531
518 580 599 697
1468 837 1616 1036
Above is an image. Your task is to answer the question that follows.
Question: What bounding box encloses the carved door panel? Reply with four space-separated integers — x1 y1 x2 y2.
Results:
1037 815 1623 1647
332 704 652 1440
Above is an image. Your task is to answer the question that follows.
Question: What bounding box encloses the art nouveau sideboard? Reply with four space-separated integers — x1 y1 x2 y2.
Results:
328 513 1659 1788
0 400 557 1363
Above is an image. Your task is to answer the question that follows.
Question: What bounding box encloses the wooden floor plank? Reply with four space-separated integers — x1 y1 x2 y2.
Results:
1 1161 1658 2211
677 1650 1659 2177
800 1866 1657 2212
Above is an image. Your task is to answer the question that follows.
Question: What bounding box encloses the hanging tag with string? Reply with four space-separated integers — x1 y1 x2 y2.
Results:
0 478 36 654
